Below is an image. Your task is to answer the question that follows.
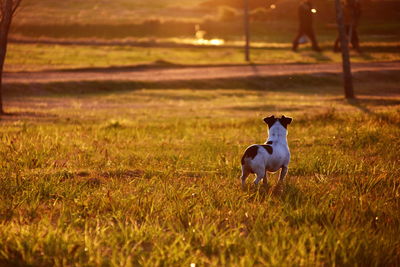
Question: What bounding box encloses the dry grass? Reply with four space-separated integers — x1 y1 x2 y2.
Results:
5 43 400 72
0 72 399 266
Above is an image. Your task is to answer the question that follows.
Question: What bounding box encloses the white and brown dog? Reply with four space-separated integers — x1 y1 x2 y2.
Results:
240 115 292 188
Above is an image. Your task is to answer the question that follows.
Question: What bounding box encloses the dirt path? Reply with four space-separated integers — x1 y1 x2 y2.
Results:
4 61 400 84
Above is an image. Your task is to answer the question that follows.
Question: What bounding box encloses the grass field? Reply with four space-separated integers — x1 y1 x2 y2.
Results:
1 71 399 266
5 42 400 72
2 0 399 265
7 0 399 74
10 0 400 42
15 0 205 24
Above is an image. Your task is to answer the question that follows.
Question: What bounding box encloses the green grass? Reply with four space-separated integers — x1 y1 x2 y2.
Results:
11 0 400 43
5 42 400 72
1 72 400 266
9 0 400 70
15 0 205 25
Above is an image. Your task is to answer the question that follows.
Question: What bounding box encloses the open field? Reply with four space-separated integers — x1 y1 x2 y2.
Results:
15 0 205 25
9 21 400 43
5 42 400 72
2 0 399 265
10 0 400 42
8 0 399 77
1 71 400 266
13 0 400 27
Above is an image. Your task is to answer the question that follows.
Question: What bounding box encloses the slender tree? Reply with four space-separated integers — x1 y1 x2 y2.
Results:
334 0 355 99
0 0 21 114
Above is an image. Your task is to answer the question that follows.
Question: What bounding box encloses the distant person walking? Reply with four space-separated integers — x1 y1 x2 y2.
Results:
292 0 321 52
334 0 362 52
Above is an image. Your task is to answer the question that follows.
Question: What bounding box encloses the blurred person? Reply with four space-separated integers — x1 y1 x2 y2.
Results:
334 0 362 52
292 0 321 52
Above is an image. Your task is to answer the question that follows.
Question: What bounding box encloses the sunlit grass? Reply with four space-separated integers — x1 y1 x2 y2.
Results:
0 73 399 265
15 0 205 25
5 42 400 72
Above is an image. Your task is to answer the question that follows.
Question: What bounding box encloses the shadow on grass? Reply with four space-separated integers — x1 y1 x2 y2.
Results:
52 61 297 73
0 254 30 267
360 45 400 53
227 104 305 112
0 111 59 122
243 181 304 205
4 73 343 97
277 182 305 206
0 111 56 117
345 98 400 126
135 91 216 101
3 71 399 102
346 98 400 114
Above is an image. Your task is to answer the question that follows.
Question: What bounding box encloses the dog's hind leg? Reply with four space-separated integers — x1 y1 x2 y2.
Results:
240 166 251 189
262 172 269 188
279 165 288 182
253 167 266 187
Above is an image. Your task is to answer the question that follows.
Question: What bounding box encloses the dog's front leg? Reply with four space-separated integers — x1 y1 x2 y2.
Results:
279 165 288 182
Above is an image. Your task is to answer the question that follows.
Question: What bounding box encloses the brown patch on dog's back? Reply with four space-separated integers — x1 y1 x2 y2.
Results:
261 145 273 154
241 145 259 165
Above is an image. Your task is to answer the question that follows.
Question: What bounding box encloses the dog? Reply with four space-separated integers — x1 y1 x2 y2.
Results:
240 115 292 188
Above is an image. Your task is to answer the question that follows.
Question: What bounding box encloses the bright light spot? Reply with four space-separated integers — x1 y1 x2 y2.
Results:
194 38 225 46
209 39 224 45
311 8 317 13
194 25 225 46
175 37 225 46
190 264 196 267
270 4 276 9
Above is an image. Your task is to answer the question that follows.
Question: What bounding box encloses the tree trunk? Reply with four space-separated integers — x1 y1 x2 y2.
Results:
243 0 250 62
0 0 14 114
335 0 355 99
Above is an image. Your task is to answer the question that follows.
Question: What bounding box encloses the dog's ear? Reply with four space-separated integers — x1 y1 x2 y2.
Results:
263 115 277 128
279 115 293 129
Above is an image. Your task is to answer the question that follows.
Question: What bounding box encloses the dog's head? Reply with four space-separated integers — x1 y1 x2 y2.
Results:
263 115 292 129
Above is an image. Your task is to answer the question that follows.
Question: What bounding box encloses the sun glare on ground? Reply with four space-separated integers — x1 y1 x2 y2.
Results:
191 24 225 46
